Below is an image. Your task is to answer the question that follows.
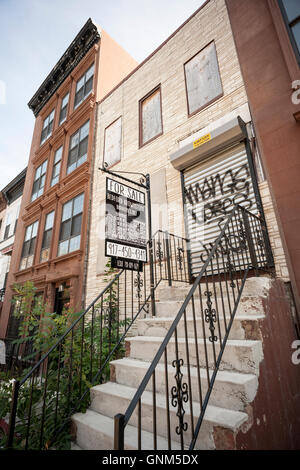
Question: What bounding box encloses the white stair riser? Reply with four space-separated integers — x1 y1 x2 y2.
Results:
137 317 262 341
155 296 265 318
127 338 263 375
90 388 219 449
74 418 115 451
72 411 182 451
111 361 258 412
156 277 271 302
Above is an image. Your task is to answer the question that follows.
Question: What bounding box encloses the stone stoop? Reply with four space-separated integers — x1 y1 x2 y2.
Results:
71 277 272 450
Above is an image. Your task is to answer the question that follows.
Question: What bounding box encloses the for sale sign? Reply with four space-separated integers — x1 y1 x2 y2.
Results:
105 178 147 271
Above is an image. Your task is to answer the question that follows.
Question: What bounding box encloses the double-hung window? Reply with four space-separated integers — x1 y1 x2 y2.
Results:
59 93 69 125
279 0 300 64
20 221 39 270
40 211 54 262
13 204 20 235
51 146 62 187
58 193 84 256
41 110 54 145
67 121 89 174
32 160 48 201
74 64 94 109
3 213 11 240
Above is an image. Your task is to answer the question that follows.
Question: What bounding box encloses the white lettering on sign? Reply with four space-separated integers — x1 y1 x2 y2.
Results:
106 241 147 262
107 178 145 204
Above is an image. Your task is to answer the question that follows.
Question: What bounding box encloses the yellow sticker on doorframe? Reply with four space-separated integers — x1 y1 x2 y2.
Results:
193 133 211 149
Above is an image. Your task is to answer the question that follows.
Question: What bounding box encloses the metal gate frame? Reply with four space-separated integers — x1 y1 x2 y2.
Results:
180 124 274 280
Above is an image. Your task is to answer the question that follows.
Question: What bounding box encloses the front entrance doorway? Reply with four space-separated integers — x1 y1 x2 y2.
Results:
54 284 70 315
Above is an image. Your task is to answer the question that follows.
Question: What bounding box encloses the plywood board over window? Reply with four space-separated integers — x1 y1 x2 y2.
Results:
140 86 163 147
184 41 223 116
103 117 122 168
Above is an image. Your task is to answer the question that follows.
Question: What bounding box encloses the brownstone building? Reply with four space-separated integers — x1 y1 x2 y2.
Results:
226 0 300 317
0 19 137 338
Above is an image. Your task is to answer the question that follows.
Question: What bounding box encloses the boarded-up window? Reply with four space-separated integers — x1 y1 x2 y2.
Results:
184 42 223 115
140 86 163 146
103 117 122 168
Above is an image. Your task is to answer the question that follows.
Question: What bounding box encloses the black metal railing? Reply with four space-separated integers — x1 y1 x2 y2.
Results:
2 230 189 450
113 205 273 450
0 337 36 378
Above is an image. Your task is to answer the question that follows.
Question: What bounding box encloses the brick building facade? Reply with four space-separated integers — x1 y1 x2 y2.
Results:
0 19 137 338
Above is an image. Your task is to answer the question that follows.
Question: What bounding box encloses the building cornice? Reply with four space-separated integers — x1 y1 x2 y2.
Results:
1 168 27 204
28 18 100 117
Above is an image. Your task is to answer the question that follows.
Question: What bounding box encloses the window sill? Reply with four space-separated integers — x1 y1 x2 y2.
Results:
187 92 224 118
139 131 163 149
53 249 83 265
15 250 83 278
73 91 93 113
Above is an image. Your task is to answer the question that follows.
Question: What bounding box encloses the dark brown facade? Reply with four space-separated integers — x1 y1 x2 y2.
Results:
0 19 137 338
226 0 300 315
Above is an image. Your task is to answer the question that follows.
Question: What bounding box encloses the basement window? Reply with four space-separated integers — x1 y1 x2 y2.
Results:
58 193 84 256
184 41 223 116
139 85 163 147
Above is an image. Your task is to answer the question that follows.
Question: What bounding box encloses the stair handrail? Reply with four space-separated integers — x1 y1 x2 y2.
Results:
4 229 190 450
114 204 273 450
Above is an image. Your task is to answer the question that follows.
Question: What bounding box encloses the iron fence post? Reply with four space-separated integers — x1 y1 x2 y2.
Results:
6 379 20 449
242 209 258 273
114 413 125 450
146 174 156 317
165 231 172 286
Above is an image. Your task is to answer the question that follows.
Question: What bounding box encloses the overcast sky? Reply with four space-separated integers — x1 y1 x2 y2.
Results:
0 0 205 190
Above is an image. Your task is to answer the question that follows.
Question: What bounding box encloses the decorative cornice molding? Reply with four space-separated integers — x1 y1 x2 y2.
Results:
28 18 100 117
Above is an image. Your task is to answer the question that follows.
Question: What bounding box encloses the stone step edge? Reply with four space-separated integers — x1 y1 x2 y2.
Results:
126 336 261 347
91 381 248 432
72 409 182 450
110 357 258 386
138 314 265 322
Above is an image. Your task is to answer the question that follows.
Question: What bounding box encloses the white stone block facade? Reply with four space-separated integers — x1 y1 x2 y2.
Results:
85 0 289 306
0 196 22 290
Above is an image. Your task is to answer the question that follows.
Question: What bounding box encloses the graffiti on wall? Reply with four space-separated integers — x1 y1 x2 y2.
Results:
184 163 254 263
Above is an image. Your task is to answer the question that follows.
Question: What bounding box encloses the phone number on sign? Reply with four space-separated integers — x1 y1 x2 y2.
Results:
106 242 147 262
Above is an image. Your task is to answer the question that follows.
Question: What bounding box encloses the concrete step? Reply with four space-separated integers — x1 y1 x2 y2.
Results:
126 336 263 375
137 314 264 341
72 409 181 450
155 295 266 318
90 381 248 449
156 277 271 302
110 357 258 412
71 443 82 450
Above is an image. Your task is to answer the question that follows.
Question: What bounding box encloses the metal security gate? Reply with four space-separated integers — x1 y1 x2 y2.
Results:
183 144 259 276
